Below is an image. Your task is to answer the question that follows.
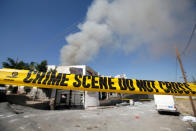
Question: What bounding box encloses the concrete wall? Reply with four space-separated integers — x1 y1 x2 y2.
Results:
48 65 99 109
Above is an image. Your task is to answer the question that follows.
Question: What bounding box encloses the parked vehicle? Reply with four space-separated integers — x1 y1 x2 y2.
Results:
154 95 177 113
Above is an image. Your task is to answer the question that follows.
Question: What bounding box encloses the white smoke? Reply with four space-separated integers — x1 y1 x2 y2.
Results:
60 0 195 65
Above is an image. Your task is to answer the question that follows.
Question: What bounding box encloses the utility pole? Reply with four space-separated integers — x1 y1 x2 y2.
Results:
175 46 196 116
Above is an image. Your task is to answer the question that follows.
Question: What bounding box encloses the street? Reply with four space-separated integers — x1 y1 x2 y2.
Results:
0 101 194 131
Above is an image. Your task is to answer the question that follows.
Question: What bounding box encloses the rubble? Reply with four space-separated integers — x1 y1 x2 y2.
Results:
181 116 196 123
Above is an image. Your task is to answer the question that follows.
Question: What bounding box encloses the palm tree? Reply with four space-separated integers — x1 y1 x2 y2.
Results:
2 57 31 70
2 58 50 98
35 60 47 72
2 58 16 68
2 58 48 72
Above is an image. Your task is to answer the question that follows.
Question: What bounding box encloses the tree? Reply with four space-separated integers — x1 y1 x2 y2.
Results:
48 66 57 73
2 57 31 70
29 62 36 71
2 58 50 98
2 58 48 72
35 60 47 72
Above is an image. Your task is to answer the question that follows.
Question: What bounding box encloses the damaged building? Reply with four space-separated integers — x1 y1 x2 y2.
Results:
48 65 99 110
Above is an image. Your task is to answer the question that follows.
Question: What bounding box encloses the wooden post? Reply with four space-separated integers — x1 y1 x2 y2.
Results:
175 46 196 116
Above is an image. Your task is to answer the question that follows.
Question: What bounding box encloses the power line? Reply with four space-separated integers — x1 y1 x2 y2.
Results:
182 23 196 56
175 56 178 82
176 23 196 82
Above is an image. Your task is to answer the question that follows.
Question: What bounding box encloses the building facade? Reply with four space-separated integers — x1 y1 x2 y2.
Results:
48 65 99 109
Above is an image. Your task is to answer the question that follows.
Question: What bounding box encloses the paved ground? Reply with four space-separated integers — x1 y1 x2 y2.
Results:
0 101 194 131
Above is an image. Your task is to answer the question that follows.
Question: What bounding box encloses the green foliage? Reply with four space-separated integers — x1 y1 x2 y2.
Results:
35 60 47 72
2 57 31 70
2 57 48 72
48 66 57 73
29 62 36 71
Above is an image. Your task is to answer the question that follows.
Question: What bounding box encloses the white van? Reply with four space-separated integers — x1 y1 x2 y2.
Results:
154 95 177 113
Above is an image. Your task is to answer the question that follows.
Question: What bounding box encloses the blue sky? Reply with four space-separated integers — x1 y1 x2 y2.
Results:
0 0 195 82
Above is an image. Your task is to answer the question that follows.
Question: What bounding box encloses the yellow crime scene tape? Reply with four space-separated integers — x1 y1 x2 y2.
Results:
175 98 196 100
0 68 196 96
120 99 153 101
121 98 196 101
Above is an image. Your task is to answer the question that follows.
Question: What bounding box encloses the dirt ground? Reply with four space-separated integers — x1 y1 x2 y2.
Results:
5 94 50 110
0 100 195 131
174 96 196 116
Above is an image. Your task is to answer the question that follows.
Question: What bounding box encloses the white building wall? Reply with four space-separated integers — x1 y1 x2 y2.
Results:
48 65 99 109
18 86 25 94
84 91 99 108
84 66 99 108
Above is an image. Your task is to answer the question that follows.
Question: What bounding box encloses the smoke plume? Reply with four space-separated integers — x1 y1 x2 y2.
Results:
60 0 195 65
